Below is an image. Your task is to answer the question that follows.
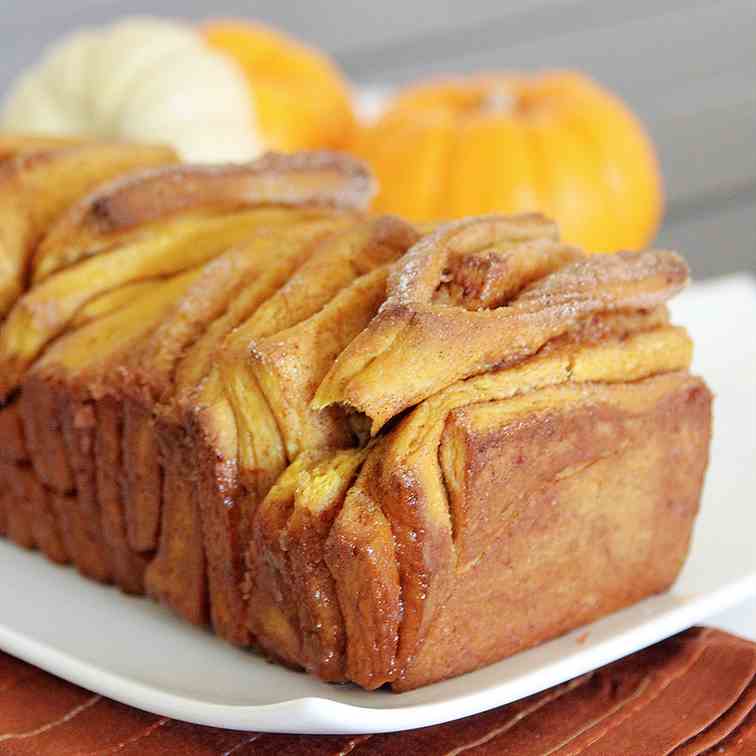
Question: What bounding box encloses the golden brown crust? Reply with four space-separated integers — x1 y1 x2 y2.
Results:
395 372 712 689
324 446 404 689
0 151 370 402
8 198 365 618
314 215 689 434
144 427 207 625
0 402 28 463
17 271 203 588
19 375 75 493
121 401 162 554
170 217 363 410
389 213 562 308
106 215 365 633
0 134 85 163
247 451 328 666
95 397 149 594
9 462 68 565
65 151 374 237
129 221 346 407
59 390 112 583
0 207 319 401
194 415 248 643
32 152 372 283
247 447 368 680
193 217 419 645
0 460 35 550
218 217 419 486
315 325 694 687
111 218 353 599
0 142 177 317
0 140 712 694
240 267 390 461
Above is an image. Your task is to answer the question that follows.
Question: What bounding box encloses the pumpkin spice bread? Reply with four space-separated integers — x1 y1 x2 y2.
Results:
0 136 712 692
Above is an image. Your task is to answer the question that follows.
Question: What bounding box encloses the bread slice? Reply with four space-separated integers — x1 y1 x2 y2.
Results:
0 456 67 563
314 216 688 434
192 216 419 643
22 270 202 582
132 219 350 623
0 141 176 318
397 371 710 689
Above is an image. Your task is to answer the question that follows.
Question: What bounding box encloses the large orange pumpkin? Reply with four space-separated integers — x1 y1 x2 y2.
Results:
352 72 663 252
204 21 356 153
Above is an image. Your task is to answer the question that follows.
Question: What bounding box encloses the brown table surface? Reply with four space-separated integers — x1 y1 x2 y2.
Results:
0 627 755 754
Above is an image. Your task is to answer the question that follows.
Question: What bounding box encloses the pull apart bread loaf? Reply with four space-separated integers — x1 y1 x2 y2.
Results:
0 136 712 692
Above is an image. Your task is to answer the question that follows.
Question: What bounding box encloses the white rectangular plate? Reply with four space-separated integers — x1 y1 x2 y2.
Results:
1 274 755 735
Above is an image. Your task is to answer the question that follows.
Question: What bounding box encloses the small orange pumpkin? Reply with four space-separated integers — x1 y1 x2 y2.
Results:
204 21 356 154
352 72 663 252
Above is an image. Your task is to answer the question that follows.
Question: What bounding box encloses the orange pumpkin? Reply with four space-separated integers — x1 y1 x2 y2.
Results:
204 21 356 153
352 72 663 252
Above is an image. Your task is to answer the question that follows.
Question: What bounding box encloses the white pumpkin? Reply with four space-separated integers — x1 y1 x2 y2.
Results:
1 17 263 162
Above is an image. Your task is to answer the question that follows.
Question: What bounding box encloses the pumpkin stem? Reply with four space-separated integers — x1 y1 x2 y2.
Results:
483 85 516 115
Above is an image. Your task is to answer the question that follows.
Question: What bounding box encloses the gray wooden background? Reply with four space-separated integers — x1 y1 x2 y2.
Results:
0 0 753 279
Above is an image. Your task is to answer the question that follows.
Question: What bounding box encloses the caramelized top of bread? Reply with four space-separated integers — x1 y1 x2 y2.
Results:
0 150 375 401
314 215 688 433
32 269 203 380
196 216 419 500
33 152 373 282
0 134 86 162
0 141 177 318
0 139 694 488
